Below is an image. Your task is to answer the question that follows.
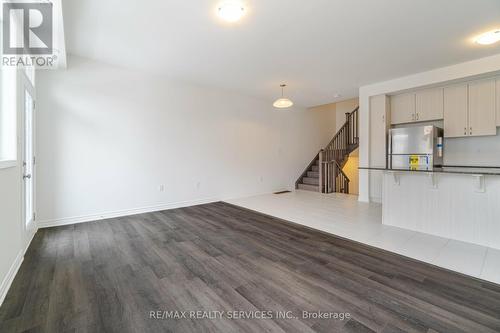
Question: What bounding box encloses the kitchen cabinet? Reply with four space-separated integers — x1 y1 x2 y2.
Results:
387 77 498 138
496 79 500 127
444 84 468 138
391 88 443 125
390 93 415 125
415 88 443 122
468 79 496 137
444 79 496 138
370 94 390 167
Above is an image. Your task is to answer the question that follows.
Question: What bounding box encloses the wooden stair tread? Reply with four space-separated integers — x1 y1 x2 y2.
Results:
297 183 319 192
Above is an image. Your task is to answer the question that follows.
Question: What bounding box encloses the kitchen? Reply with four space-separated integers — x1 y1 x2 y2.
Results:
362 75 500 250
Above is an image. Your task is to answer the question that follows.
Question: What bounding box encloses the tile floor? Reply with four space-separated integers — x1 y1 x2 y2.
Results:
226 190 500 285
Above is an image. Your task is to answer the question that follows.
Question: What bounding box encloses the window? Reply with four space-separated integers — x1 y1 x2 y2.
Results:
0 67 17 168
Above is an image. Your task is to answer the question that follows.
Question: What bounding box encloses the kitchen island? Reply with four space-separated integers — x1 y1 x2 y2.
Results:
360 166 500 250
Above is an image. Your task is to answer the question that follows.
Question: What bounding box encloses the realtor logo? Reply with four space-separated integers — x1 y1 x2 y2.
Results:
2 2 53 55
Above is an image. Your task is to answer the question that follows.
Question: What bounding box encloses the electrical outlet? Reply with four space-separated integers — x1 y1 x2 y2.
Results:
196 182 201 190
159 185 165 192
260 176 264 182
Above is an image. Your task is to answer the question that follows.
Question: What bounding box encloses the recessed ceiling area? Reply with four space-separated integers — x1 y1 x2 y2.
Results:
62 0 500 107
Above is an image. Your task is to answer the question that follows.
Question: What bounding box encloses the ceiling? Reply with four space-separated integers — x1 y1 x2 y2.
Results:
62 0 500 107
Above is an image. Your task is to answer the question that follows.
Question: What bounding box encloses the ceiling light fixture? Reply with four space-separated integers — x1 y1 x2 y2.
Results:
475 29 500 45
217 1 245 23
273 84 294 109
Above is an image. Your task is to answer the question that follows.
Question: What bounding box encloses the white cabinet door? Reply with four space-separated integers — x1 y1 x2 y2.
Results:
444 84 468 138
468 79 497 137
390 93 415 125
496 79 500 127
415 88 443 122
370 95 390 167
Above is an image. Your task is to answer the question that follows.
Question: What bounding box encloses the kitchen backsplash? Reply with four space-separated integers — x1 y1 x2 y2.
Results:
444 130 500 167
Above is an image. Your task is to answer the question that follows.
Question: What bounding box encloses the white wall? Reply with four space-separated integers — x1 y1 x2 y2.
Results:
0 166 23 305
308 103 337 129
359 53 500 202
335 98 359 132
308 98 359 133
36 56 338 226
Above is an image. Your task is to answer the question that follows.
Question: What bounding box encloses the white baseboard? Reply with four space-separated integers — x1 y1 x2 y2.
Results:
24 226 38 254
0 250 23 307
0 225 39 307
36 197 219 228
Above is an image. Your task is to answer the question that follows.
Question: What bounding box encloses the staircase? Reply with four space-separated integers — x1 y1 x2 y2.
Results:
296 106 359 194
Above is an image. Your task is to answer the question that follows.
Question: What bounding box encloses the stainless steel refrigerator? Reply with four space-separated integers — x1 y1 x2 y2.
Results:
388 125 443 170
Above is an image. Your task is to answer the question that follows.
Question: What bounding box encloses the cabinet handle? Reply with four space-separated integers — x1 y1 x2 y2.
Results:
416 113 419 120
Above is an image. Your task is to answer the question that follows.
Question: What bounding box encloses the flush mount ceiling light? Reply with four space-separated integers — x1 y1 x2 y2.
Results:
217 1 245 22
475 29 500 45
273 84 294 109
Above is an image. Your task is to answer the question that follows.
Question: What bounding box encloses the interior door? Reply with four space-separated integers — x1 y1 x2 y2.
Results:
23 86 35 227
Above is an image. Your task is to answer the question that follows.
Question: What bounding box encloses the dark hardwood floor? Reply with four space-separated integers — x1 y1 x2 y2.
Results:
1 202 500 333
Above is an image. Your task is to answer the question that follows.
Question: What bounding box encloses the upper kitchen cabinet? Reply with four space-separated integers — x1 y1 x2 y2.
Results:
390 88 443 125
390 93 415 124
388 76 498 138
468 79 496 137
415 88 443 122
496 79 500 127
444 84 468 138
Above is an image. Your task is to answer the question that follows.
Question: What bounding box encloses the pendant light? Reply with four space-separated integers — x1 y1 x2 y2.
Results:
273 84 294 109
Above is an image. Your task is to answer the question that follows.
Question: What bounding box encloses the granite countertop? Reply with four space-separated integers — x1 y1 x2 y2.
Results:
359 166 500 176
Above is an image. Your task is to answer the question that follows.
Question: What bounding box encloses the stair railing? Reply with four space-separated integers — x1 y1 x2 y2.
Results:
323 107 359 164
296 106 358 194
319 153 350 194
334 160 350 194
318 106 358 194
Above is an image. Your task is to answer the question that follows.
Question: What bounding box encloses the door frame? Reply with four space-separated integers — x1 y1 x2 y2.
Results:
19 69 37 240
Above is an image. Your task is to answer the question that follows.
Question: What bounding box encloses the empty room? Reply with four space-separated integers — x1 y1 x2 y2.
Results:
2 0 500 332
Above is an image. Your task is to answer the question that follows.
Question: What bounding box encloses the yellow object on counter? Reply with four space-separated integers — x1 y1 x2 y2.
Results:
409 155 419 170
